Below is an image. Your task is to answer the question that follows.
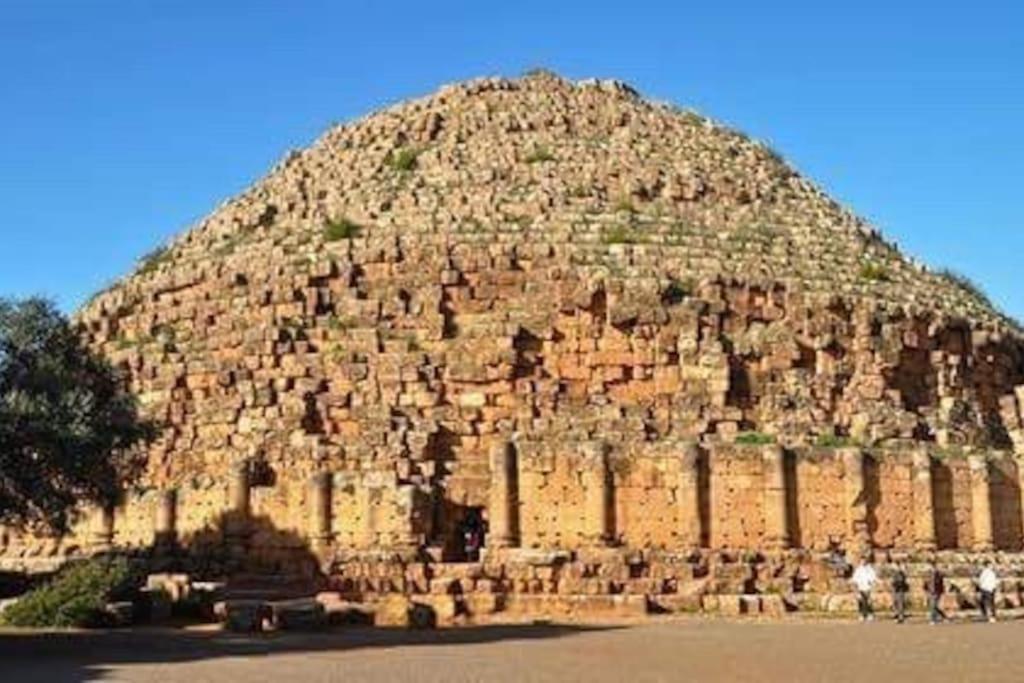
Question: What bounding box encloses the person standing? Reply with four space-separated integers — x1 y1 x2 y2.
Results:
891 561 910 623
851 557 878 622
977 560 998 623
925 559 946 624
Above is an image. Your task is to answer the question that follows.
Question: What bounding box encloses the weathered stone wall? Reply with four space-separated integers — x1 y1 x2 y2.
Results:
933 458 975 549
789 451 846 550
5 447 1024 574
990 458 1023 551
516 441 593 549
865 454 915 549
708 445 766 548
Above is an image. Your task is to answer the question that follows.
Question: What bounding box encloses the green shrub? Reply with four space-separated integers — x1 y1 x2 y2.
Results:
661 278 693 305
937 268 992 307
1 556 140 628
524 146 555 163
614 197 638 214
932 445 967 461
137 246 171 275
387 147 420 172
602 225 637 245
324 218 361 242
859 262 889 282
735 431 775 445
523 67 558 79
815 433 857 449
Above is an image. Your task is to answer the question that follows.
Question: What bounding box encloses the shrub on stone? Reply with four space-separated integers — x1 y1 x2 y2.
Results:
324 218 361 242
815 434 858 449
937 268 991 307
602 225 637 245
661 278 693 306
859 262 889 282
387 147 420 172
735 431 775 445
524 146 555 164
0 556 141 628
137 246 172 276
614 197 638 214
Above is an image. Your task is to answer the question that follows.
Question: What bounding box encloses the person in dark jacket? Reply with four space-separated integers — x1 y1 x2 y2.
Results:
891 561 910 623
925 559 946 624
460 510 486 562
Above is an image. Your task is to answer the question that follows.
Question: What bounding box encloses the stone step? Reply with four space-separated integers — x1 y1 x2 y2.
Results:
266 598 327 631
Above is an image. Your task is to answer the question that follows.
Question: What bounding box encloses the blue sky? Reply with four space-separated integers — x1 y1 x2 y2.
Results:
1 1 1021 319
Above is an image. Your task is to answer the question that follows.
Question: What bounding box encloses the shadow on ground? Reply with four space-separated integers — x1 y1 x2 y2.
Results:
0 622 620 683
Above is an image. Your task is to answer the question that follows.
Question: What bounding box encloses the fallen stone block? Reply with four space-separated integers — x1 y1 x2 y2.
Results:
821 593 858 613
215 599 269 632
374 595 412 627
760 594 786 617
269 598 326 631
649 593 702 614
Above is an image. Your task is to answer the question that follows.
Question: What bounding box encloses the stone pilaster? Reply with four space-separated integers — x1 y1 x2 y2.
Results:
969 453 994 552
488 440 519 548
154 489 177 549
364 486 381 546
911 449 936 551
1017 455 1024 552
762 445 789 550
678 444 702 548
309 472 333 550
841 448 870 556
582 442 612 546
225 460 250 542
90 504 115 552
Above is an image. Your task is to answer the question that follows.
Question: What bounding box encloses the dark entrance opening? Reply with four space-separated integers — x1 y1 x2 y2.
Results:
453 506 487 562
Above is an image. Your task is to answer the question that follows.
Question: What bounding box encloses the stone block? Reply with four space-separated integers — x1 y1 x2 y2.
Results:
374 595 412 628
269 598 326 631
216 600 269 632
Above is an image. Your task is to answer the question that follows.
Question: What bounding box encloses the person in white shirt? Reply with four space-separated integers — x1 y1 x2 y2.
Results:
851 557 878 621
977 561 998 623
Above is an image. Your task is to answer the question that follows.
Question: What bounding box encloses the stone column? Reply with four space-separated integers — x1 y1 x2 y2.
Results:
488 441 519 548
969 453 994 552
364 486 381 546
678 444 702 547
308 472 333 550
155 489 177 549
762 445 789 550
582 442 612 545
911 449 937 551
225 460 250 541
90 504 115 552
1016 456 1024 552
841 448 870 556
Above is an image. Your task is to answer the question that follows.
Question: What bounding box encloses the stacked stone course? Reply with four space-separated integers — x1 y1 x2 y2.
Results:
3 72 1024 619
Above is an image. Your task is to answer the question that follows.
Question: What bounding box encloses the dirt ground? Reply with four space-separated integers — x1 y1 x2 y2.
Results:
2 616 1022 682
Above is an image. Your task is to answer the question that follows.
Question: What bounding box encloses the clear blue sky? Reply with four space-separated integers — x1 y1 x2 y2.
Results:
1 1 1021 319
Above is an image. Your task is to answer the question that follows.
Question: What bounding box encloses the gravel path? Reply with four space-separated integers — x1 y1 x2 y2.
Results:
3 617 1022 682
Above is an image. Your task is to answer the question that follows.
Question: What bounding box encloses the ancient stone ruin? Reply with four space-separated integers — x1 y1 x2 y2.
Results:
4 71 1024 620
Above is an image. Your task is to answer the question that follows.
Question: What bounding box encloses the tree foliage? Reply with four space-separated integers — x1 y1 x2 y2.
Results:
0 297 151 532
0 555 141 628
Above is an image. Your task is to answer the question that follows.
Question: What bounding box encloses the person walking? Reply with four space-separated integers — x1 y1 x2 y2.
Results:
851 557 878 622
891 561 910 623
925 559 946 624
977 560 998 623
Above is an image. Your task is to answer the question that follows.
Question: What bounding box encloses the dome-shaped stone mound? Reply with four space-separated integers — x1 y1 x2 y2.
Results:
47 72 1023 572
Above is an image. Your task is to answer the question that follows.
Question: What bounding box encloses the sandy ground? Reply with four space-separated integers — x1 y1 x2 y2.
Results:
2 616 1022 682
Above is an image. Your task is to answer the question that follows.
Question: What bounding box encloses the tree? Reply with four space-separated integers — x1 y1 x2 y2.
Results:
0 297 151 532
